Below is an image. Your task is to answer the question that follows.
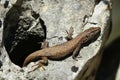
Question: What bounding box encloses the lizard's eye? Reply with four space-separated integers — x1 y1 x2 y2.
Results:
85 35 90 41
82 36 89 43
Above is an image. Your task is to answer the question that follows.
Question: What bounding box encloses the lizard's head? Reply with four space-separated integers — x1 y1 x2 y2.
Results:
87 27 101 36
82 27 101 43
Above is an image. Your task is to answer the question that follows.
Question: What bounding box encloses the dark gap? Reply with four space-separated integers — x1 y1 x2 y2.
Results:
95 0 101 5
9 40 42 67
31 11 39 19
39 17 47 38
0 19 2 28
0 60 3 68
3 20 20 53
3 0 23 53
83 15 89 23
4 0 9 8
3 2 46 67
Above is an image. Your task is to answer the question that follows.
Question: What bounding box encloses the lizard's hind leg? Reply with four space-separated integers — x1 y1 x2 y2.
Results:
32 57 48 71
31 41 49 71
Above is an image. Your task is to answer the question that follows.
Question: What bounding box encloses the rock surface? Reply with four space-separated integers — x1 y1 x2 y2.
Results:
0 0 111 80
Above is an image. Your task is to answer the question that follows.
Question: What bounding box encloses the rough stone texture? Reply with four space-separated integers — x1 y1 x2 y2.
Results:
0 0 111 80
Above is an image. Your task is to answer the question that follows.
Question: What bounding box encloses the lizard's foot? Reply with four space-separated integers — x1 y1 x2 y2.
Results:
65 26 74 41
73 56 78 61
27 63 45 73
72 55 82 61
32 62 45 71
32 57 48 71
28 57 48 73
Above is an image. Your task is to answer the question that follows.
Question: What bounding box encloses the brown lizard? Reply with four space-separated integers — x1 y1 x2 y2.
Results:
23 27 101 67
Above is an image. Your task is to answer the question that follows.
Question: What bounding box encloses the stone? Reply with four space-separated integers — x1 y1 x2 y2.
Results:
0 0 111 80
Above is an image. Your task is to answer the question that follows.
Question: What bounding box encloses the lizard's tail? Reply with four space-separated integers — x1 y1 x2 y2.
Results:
23 51 40 67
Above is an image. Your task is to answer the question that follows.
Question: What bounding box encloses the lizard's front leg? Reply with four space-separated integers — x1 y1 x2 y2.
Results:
65 27 74 40
72 43 82 60
66 27 81 60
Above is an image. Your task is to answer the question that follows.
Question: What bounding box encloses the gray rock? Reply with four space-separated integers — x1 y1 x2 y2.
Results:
0 0 111 80
3 0 45 67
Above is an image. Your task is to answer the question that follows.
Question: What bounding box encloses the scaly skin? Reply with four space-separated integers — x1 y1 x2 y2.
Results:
23 27 101 67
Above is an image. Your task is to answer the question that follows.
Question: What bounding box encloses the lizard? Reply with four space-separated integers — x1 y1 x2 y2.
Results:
23 27 101 68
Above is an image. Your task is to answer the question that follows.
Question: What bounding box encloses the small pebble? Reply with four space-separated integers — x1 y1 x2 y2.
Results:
71 66 79 72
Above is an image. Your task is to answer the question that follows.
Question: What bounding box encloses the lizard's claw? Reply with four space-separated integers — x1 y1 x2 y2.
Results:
29 57 47 72
28 63 45 73
73 57 78 61
40 66 45 71
73 56 82 61
32 62 45 71
65 26 74 40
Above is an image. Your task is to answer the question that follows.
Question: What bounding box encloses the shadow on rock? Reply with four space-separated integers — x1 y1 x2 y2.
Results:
96 37 120 80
